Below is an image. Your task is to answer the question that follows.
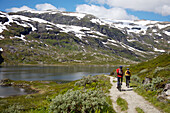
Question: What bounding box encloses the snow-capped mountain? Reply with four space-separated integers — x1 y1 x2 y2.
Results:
0 10 169 65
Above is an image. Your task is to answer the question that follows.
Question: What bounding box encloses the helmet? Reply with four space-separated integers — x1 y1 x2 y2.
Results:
119 66 123 68
127 68 129 70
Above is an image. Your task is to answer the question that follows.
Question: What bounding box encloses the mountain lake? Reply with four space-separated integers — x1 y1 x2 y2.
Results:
0 65 116 97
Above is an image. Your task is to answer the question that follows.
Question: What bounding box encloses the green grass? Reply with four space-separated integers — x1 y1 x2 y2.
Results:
128 53 170 113
133 84 170 113
136 107 145 113
0 75 115 113
116 97 128 111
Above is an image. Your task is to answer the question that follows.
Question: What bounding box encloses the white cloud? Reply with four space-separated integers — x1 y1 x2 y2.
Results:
76 4 138 20
86 0 107 4
6 3 66 12
6 6 33 12
35 3 57 11
58 7 66 12
86 0 170 16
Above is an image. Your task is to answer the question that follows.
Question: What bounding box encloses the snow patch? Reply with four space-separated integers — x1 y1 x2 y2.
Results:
62 12 86 20
46 28 53 30
154 48 165 52
0 24 7 33
108 39 117 43
155 33 162 36
164 31 170 36
157 24 170 29
10 35 27 42
0 35 4 40
90 18 105 25
154 40 159 43
103 41 119 47
127 39 137 42
120 42 146 54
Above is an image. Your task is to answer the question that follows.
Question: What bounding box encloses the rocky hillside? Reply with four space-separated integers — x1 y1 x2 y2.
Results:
0 10 169 65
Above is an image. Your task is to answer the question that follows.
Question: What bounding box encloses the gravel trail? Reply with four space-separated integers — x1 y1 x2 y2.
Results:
107 76 161 113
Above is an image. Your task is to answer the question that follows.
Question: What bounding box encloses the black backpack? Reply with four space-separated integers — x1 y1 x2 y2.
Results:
126 70 130 74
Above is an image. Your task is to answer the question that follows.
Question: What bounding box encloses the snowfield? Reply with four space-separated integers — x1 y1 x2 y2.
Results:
0 11 169 56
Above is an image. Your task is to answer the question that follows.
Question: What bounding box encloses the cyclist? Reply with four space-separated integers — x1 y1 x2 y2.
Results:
125 68 131 88
116 66 123 90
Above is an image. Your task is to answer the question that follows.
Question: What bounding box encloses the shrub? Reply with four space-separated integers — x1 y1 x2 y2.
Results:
131 75 141 83
49 89 113 113
74 75 97 87
143 77 164 91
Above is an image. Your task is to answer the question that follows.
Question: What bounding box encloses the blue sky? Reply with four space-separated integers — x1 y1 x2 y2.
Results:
0 0 170 22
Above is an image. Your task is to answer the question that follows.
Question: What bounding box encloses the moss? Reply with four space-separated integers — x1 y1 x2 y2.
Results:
116 97 128 111
135 107 145 113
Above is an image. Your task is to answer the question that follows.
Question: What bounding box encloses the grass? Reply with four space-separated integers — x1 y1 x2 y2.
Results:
0 75 115 113
116 97 128 111
133 84 170 113
127 53 170 112
136 107 145 113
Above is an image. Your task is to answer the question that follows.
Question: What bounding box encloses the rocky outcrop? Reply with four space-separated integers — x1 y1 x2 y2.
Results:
142 77 152 85
157 83 170 103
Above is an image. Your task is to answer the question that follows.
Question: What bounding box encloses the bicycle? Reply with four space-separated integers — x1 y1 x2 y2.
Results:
117 82 121 91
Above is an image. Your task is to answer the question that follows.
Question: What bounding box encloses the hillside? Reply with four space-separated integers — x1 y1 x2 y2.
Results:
129 53 170 112
0 10 169 65
131 53 170 79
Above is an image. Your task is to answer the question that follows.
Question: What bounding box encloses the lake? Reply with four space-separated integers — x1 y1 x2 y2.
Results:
0 65 116 97
0 65 116 81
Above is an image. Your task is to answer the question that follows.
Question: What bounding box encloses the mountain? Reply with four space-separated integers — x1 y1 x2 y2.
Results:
0 10 169 65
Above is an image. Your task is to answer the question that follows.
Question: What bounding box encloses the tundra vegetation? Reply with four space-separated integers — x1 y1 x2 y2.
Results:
130 53 170 113
0 75 115 113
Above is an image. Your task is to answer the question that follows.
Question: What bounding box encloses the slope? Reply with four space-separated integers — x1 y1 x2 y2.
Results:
0 10 169 65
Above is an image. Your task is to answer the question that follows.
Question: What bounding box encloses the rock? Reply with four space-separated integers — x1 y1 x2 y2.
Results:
165 90 170 96
157 83 170 102
164 83 170 91
0 78 12 86
157 95 167 103
0 78 11 83
142 77 152 85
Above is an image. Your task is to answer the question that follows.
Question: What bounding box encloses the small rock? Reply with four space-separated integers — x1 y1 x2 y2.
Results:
0 78 11 83
165 90 170 96
142 77 152 85
164 83 170 91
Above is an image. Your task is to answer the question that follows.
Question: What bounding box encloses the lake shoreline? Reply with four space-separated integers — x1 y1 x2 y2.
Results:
0 62 129 67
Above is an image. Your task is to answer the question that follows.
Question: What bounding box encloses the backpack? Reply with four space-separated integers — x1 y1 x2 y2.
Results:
126 70 130 74
119 69 123 75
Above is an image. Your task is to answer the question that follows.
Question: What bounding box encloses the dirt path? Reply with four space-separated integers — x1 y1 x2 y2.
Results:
107 76 161 113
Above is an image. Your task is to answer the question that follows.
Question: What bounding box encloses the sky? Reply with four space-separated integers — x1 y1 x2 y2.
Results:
0 0 170 22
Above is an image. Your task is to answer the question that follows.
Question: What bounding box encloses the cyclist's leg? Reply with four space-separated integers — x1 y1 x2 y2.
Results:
117 77 120 88
126 76 128 86
120 76 123 85
127 76 130 87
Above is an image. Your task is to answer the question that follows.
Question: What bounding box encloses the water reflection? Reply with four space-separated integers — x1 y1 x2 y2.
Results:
0 86 27 97
0 65 116 97
0 65 116 81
